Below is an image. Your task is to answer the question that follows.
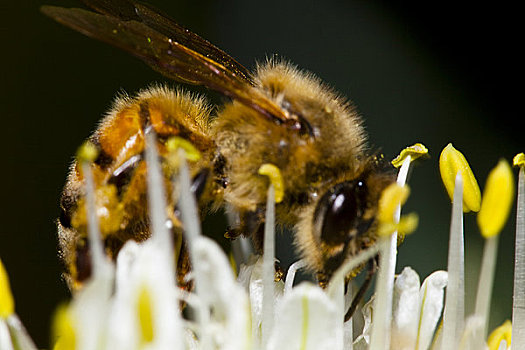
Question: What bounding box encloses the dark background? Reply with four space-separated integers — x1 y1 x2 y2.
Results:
1 0 522 347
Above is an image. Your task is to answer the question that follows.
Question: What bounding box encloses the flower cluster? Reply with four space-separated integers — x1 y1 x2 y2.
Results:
0 142 523 350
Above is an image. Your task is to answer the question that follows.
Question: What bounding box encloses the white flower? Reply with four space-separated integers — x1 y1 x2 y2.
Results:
190 236 252 350
391 268 448 350
0 259 38 350
352 268 447 350
267 283 339 350
238 256 284 346
1 144 523 350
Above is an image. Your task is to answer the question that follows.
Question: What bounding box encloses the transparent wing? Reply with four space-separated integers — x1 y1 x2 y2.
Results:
42 2 312 133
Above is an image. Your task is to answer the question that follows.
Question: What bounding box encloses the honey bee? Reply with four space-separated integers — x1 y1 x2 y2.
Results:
43 0 395 303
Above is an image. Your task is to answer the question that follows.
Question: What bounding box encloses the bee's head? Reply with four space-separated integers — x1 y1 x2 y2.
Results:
296 158 395 283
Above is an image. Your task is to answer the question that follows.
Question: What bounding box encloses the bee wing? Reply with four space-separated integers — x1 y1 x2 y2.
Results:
80 0 254 85
42 3 311 134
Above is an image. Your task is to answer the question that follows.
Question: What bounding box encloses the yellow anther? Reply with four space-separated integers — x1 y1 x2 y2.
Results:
52 304 76 350
391 143 429 168
377 222 396 237
439 143 481 213
378 183 410 224
487 320 512 350
377 213 419 237
397 212 419 235
0 258 14 318
258 163 284 203
376 183 418 236
137 285 155 344
76 141 99 163
166 136 201 161
477 159 515 238
514 152 525 168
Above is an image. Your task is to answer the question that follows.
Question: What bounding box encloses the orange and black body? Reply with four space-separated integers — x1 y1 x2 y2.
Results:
45 0 395 291
57 88 216 289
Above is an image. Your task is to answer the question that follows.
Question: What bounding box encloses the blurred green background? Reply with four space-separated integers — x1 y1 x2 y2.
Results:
1 0 522 347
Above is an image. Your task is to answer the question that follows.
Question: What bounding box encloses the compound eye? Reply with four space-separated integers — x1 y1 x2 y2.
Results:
314 181 367 245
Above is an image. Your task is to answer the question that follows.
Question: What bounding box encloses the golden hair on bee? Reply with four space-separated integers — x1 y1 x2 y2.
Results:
215 59 368 215
44 1 396 302
58 85 216 289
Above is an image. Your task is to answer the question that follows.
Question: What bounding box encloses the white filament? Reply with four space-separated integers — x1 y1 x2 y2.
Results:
145 132 172 253
284 259 307 294
512 167 525 348
262 184 276 349
177 151 203 241
474 234 499 342
369 155 411 350
82 161 110 278
441 172 465 350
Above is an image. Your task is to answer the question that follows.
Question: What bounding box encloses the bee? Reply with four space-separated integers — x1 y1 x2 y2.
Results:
43 0 395 306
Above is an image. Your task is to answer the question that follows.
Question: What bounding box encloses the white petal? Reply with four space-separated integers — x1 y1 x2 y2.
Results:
72 275 113 350
137 244 183 349
191 236 237 308
244 256 284 343
0 321 13 350
106 242 142 349
267 283 338 350
114 240 141 293
326 274 345 350
4 316 37 350
191 236 252 350
184 328 199 350
247 257 264 341
353 296 374 349
391 266 421 350
417 270 448 350
108 240 183 350
237 255 259 291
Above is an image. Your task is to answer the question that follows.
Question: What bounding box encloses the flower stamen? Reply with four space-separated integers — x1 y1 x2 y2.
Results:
377 183 418 237
513 152 525 349
166 136 201 161
473 160 514 342
477 159 514 238
488 320 512 350
391 142 428 168
52 305 76 350
0 259 14 319
258 163 284 203
439 143 481 213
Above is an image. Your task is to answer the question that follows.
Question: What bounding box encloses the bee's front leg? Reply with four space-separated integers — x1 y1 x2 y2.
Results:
225 206 266 252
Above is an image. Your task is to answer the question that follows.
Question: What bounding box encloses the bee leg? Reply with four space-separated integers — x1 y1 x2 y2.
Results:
64 234 126 290
176 236 193 291
243 207 267 251
344 258 377 321
225 207 265 250
73 237 92 285
190 168 210 201
166 207 194 291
